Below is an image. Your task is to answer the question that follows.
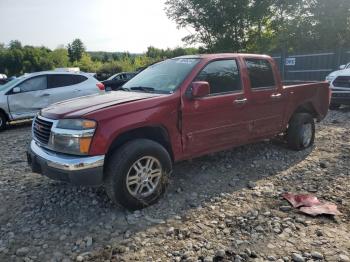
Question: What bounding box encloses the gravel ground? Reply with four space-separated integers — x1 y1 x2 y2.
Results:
0 109 349 262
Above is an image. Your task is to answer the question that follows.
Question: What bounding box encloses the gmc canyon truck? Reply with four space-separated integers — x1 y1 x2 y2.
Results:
27 54 330 210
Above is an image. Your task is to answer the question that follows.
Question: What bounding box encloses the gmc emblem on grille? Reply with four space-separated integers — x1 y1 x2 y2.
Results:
35 123 43 131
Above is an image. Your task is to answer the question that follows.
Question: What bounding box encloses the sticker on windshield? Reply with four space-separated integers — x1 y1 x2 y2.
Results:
175 59 196 64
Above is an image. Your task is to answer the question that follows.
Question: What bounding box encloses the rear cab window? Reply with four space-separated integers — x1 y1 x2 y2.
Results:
48 74 88 89
245 58 276 90
195 59 242 95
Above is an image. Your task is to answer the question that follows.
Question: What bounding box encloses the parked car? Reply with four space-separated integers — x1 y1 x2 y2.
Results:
27 54 330 210
329 70 350 109
0 71 105 130
102 72 137 90
0 74 7 85
326 62 350 82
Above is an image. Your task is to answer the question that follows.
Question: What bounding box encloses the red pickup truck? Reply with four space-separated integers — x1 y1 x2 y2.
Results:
27 54 330 210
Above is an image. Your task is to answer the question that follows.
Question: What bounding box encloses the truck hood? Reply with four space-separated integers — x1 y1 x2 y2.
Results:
328 68 350 78
335 69 350 77
41 91 162 119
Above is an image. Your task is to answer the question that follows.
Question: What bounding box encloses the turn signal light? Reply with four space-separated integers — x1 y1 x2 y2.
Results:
79 137 93 154
82 120 96 129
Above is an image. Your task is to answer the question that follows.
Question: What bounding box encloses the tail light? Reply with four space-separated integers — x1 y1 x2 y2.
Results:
96 83 105 91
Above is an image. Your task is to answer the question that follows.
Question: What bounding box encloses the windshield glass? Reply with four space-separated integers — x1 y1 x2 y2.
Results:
123 58 200 93
0 77 23 92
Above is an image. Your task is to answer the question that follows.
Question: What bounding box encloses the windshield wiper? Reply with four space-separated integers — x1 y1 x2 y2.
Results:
129 86 155 93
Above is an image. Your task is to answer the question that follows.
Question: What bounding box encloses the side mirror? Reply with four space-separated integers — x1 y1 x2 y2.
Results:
339 65 346 70
191 81 210 98
12 87 21 93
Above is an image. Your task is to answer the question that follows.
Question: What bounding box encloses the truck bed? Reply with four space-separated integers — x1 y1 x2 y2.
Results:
282 81 330 122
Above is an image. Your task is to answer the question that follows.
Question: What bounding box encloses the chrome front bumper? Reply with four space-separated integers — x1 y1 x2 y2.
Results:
27 140 105 185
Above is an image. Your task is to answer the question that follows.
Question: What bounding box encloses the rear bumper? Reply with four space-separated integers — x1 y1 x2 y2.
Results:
27 140 105 185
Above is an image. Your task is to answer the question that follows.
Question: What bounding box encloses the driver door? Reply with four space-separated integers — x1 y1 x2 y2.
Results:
8 75 49 119
181 59 251 157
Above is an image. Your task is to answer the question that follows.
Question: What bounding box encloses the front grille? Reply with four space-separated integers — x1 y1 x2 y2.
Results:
332 92 350 98
33 117 53 145
333 76 350 88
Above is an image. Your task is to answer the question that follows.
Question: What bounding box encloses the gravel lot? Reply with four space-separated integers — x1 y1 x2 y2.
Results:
0 109 349 262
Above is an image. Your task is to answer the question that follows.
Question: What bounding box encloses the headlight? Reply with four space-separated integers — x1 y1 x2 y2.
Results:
326 75 335 82
49 119 97 155
56 119 96 130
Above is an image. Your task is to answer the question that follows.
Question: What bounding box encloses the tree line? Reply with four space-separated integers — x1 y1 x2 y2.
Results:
165 0 350 53
0 39 198 78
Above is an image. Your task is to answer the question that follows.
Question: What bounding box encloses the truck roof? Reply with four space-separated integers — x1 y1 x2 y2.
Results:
175 53 271 59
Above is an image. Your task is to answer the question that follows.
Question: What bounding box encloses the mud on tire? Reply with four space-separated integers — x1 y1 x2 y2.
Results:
287 113 315 151
104 139 172 210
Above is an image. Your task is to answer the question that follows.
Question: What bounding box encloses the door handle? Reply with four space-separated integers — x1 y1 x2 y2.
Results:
234 98 248 104
271 93 282 99
40 93 50 97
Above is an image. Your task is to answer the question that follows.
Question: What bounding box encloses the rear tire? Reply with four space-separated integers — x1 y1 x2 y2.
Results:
104 139 172 210
329 103 341 110
0 112 7 131
287 113 315 151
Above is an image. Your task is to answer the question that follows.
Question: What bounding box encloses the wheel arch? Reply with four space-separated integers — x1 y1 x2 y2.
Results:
289 102 319 122
105 125 174 163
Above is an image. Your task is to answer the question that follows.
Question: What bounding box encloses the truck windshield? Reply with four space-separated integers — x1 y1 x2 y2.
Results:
123 58 200 93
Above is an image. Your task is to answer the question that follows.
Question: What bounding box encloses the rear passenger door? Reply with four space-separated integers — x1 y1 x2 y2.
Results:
47 74 89 105
244 58 286 137
182 59 251 156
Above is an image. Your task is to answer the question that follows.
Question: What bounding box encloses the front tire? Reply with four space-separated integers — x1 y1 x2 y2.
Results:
104 139 172 210
0 112 7 131
287 113 315 151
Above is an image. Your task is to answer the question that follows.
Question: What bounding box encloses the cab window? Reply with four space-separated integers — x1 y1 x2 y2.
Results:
195 59 241 95
245 59 275 89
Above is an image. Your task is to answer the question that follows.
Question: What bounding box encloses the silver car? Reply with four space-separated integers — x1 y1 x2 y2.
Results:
0 71 105 130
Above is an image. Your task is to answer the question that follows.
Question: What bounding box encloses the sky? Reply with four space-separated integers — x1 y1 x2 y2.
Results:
0 0 191 53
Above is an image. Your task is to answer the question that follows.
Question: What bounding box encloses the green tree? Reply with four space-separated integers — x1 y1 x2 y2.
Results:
9 40 22 50
73 53 101 72
49 48 70 68
102 53 109 63
67 39 85 63
307 0 350 50
165 0 350 53
165 0 251 52
97 61 123 77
